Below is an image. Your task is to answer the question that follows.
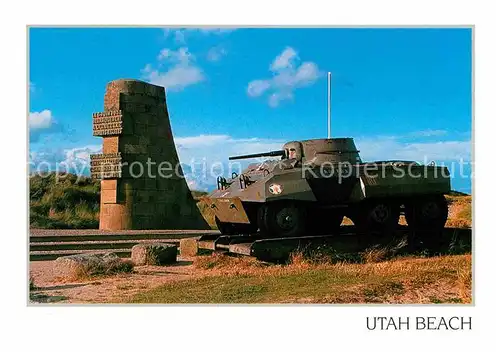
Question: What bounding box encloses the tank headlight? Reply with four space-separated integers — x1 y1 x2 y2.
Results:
269 184 283 195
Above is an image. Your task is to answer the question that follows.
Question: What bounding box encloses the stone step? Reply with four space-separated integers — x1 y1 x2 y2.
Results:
30 249 132 261
30 229 218 237
30 231 217 243
29 239 181 252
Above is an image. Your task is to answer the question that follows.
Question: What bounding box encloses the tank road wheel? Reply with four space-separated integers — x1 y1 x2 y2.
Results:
404 195 448 232
351 199 400 236
215 217 257 235
258 202 306 238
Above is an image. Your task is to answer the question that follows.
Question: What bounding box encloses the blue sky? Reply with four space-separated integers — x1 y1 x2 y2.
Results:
29 27 472 192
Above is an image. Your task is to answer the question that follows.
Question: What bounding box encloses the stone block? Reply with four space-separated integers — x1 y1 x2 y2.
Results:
103 136 120 154
54 252 133 280
101 189 117 204
131 243 177 266
179 238 199 257
99 204 131 230
101 179 117 190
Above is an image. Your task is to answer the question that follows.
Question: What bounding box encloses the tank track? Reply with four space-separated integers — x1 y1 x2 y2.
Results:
197 226 471 262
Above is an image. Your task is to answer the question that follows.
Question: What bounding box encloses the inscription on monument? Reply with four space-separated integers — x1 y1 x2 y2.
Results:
93 110 123 136
90 152 122 179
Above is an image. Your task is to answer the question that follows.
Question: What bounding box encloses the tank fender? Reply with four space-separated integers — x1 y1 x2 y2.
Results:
264 171 317 202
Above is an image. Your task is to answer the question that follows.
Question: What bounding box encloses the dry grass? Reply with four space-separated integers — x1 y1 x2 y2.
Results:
193 253 266 273
55 256 134 282
360 239 409 263
361 247 392 264
457 263 472 303
446 195 472 228
130 251 471 304
72 259 134 280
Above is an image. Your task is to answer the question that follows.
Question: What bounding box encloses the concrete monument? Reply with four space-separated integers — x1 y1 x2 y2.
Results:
90 79 208 230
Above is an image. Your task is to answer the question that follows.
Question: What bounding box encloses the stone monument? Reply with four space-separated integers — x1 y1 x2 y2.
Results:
90 79 209 230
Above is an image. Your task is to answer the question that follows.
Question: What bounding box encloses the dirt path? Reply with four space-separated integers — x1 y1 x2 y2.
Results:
29 258 200 304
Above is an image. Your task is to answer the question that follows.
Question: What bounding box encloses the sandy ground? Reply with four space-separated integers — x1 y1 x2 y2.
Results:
29 258 200 304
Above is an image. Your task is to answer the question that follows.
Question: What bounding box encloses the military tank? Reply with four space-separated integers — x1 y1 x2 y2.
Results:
204 138 450 238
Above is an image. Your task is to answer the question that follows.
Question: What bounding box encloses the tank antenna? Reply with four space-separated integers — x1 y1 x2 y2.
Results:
327 71 332 138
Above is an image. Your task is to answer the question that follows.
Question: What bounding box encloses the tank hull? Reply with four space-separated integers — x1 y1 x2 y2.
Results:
205 138 451 237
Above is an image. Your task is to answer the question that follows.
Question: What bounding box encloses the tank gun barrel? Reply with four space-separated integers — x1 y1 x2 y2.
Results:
229 150 286 160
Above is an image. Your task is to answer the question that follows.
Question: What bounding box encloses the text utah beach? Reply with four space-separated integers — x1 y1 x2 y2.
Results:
367 317 472 330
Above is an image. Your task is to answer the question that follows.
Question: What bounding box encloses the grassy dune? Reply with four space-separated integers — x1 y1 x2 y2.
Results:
30 174 100 229
129 253 471 304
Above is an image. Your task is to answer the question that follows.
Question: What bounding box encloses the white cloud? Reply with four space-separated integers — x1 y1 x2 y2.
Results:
207 46 227 62
142 47 204 92
29 145 102 176
29 110 54 130
247 80 271 97
268 91 293 108
62 145 102 168
174 135 284 162
294 62 321 86
270 47 297 71
144 66 204 91
247 46 322 107
355 135 471 162
29 109 67 142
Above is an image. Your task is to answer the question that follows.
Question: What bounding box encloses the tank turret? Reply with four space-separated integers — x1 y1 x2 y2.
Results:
229 138 361 165
283 138 361 165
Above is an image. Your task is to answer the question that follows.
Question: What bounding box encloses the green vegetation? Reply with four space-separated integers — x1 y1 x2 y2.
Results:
30 173 101 229
128 254 471 304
